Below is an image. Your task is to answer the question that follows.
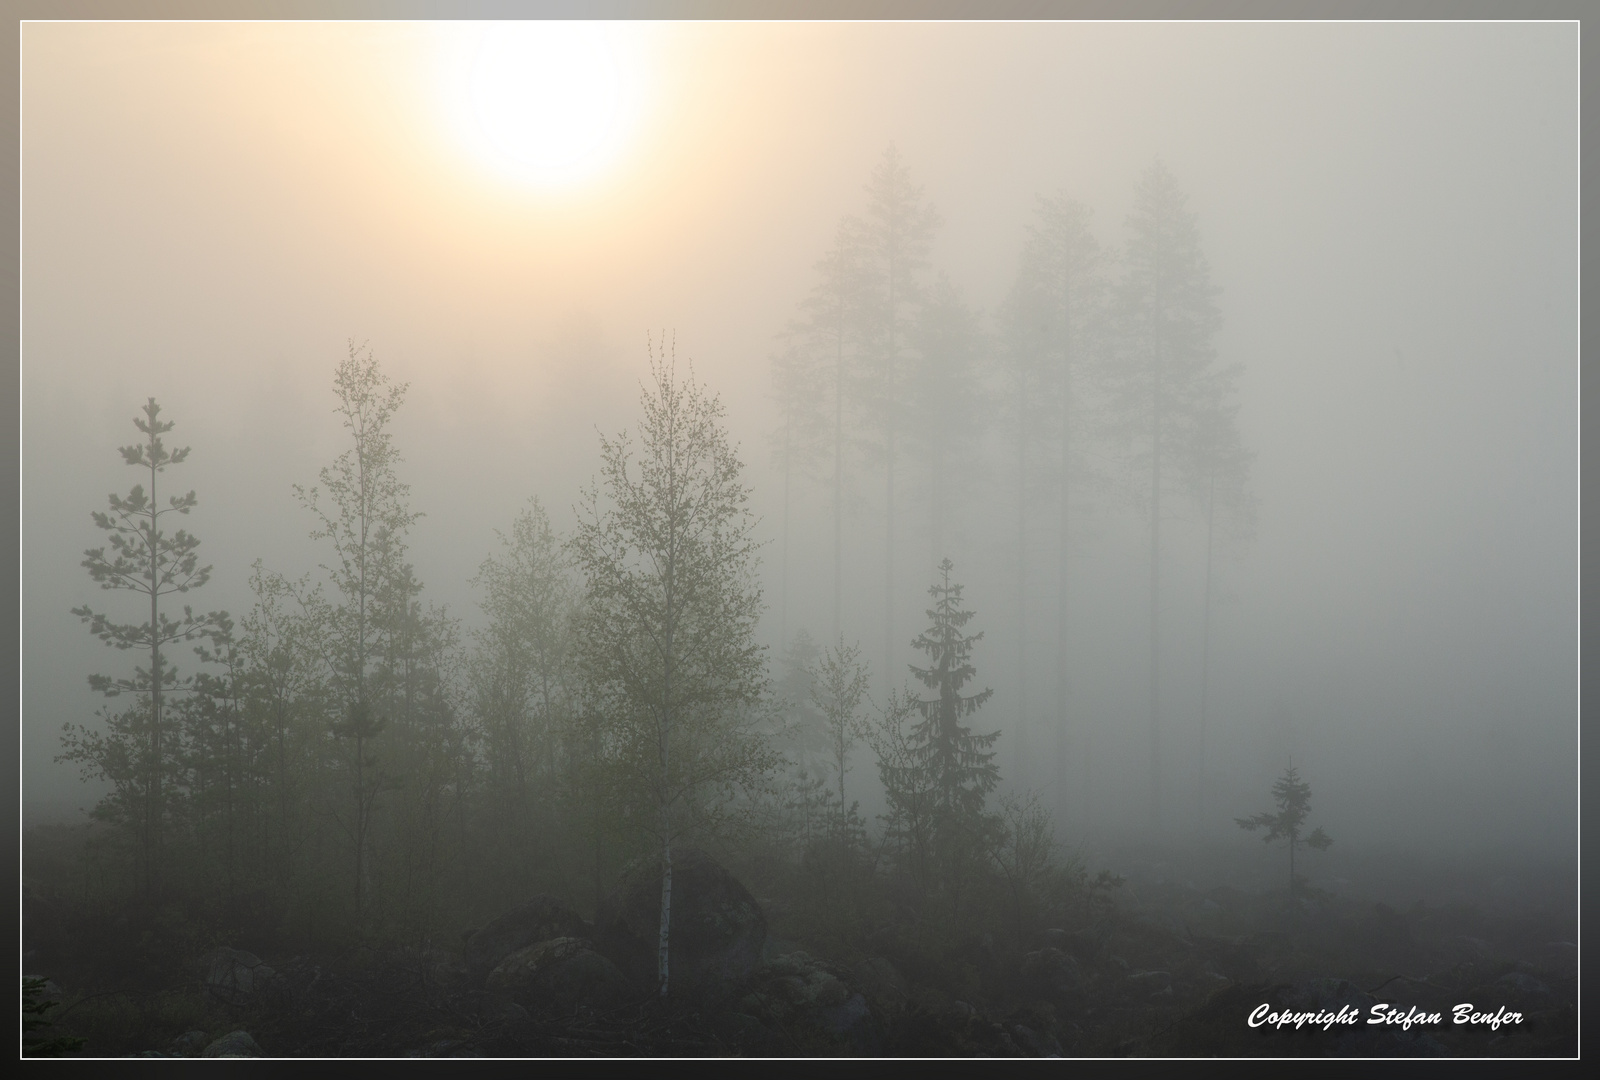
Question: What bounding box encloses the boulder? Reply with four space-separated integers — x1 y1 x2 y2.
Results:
737 951 882 1051
1059 926 1108 963
852 956 909 1019
1021 947 1085 1000
200 948 281 1006
597 848 766 992
202 1030 263 1058
541 948 639 1011
394 944 469 988
764 951 851 1011
487 936 638 1012
167 1030 209 1057
464 896 591 977
817 992 870 1036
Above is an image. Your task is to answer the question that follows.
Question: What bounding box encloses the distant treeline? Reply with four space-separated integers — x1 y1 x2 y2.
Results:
767 148 1252 833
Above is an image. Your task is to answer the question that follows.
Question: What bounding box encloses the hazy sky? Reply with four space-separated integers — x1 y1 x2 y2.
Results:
21 22 1578 859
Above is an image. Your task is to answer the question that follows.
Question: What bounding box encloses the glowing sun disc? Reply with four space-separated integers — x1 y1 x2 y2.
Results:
467 23 626 184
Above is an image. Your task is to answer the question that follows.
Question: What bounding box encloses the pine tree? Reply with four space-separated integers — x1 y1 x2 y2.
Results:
1107 162 1223 832
1236 762 1332 895
767 342 826 645
1184 393 1255 829
907 558 999 826
857 145 941 682
61 398 224 899
998 193 1109 815
905 274 989 573
791 218 874 639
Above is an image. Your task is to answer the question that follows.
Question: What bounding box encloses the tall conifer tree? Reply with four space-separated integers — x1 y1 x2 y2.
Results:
1108 163 1222 832
63 399 222 898
858 145 940 682
999 194 1108 813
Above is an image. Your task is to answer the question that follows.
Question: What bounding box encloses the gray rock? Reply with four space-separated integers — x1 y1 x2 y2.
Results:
487 937 591 990
1021 947 1085 999
202 1030 263 1058
782 972 849 1010
816 992 869 1036
538 947 639 1010
395 944 469 988
167 1030 209 1056
464 896 590 977
597 848 766 992
200 948 276 1006
852 956 908 1017
1061 927 1106 963
487 936 637 1011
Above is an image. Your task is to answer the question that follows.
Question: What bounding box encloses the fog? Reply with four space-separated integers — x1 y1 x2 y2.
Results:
22 17 1576 887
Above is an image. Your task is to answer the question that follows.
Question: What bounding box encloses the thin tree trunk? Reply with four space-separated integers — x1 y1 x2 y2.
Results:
885 392 896 685
1198 468 1216 836
834 292 845 642
148 451 161 900
1016 373 1028 789
1149 255 1164 835
657 782 672 996
1057 281 1074 824
781 408 791 647
884 228 898 689
658 514 677 997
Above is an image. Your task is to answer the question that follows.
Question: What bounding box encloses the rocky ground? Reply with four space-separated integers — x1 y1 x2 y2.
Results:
26 846 1578 1058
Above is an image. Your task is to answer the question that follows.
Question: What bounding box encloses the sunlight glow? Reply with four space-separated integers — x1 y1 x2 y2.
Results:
441 22 644 189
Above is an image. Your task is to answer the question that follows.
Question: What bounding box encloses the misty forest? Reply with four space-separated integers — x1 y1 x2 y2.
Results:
20 23 1577 1059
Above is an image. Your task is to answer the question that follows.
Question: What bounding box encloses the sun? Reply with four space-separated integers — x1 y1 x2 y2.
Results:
442 22 642 189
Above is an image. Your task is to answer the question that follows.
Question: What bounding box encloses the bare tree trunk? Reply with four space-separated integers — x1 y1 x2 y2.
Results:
834 300 845 642
884 252 898 690
657 537 677 997
1149 263 1165 836
885 392 896 686
780 408 791 647
1198 468 1216 836
1056 289 1074 824
1016 374 1028 790
657 790 672 996
148 455 162 900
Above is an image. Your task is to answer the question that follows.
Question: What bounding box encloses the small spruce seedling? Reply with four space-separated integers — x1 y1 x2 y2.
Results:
1236 761 1332 896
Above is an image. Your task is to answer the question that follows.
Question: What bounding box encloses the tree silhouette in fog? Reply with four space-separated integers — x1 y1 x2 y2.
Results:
1236 762 1332 895
61 398 223 900
570 340 776 996
1105 162 1224 833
